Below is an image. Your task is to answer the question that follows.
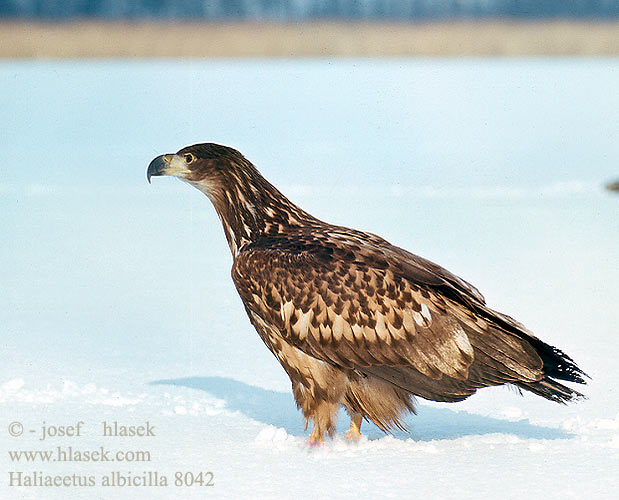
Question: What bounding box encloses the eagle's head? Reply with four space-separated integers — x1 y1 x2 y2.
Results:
147 142 249 187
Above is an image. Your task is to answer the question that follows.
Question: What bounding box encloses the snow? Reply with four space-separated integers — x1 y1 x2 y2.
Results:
2 375 618 499
2 375 617 499
1 59 618 499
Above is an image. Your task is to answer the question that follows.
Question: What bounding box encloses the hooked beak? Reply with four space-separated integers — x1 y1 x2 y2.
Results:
147 154 191 183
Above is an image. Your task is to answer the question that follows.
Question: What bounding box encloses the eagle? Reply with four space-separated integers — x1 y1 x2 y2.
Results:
147 143 587 444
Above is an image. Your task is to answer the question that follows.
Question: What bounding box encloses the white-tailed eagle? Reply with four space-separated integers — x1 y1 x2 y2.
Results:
147 143 587 444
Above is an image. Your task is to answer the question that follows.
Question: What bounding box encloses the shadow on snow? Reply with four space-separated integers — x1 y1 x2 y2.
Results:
150 376 571 441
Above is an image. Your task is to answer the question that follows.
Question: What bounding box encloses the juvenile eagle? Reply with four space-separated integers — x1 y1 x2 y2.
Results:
147 143 587 444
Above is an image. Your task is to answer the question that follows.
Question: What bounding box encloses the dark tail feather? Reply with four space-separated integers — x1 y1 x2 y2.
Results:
519 336 588 403
518 378 586 404
525 337 589 385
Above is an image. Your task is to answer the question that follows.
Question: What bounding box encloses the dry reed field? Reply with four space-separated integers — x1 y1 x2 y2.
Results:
1 20 618 57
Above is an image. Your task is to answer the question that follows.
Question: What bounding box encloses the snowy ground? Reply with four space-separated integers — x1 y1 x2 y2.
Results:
2 366 618 499
1 59 618 499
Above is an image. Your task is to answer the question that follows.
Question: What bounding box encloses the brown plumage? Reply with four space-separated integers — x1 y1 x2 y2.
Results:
147 143 587 442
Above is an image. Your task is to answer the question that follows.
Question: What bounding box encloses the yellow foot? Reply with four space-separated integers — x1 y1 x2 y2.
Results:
345 429 362 441
346 413 363 441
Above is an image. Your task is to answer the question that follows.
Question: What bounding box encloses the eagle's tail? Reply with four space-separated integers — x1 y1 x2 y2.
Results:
484 309 589 403
515 337 588 403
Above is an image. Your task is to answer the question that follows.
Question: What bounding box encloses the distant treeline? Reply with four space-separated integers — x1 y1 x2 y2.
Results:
2 0 619 20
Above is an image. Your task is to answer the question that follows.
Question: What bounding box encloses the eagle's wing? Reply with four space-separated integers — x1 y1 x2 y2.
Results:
232 233 545 402
344 227 486 305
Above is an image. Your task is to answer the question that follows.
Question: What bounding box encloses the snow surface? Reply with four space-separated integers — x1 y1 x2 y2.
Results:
1 59 618 499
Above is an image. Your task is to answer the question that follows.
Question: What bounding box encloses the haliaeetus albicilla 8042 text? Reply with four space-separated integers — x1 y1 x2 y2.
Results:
147 143 587 444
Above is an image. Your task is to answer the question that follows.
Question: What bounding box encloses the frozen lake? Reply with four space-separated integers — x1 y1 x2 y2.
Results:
1 59 618 499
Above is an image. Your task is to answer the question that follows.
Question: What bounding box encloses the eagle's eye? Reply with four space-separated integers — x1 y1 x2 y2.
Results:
184 153 195 164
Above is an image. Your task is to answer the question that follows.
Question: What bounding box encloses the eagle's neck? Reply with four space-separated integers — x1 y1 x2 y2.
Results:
191 165 316 258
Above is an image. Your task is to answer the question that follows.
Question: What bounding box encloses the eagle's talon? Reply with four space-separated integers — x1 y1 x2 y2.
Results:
346 413 363 441
345 430 362 442
306 438 325 448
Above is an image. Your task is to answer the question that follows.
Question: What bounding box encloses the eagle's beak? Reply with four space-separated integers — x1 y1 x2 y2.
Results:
147 154 191 183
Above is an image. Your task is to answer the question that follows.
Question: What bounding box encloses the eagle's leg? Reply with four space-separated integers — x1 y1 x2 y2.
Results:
345 412 363 441
286 353 348 445
307 426 325 447
305 399 339 446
